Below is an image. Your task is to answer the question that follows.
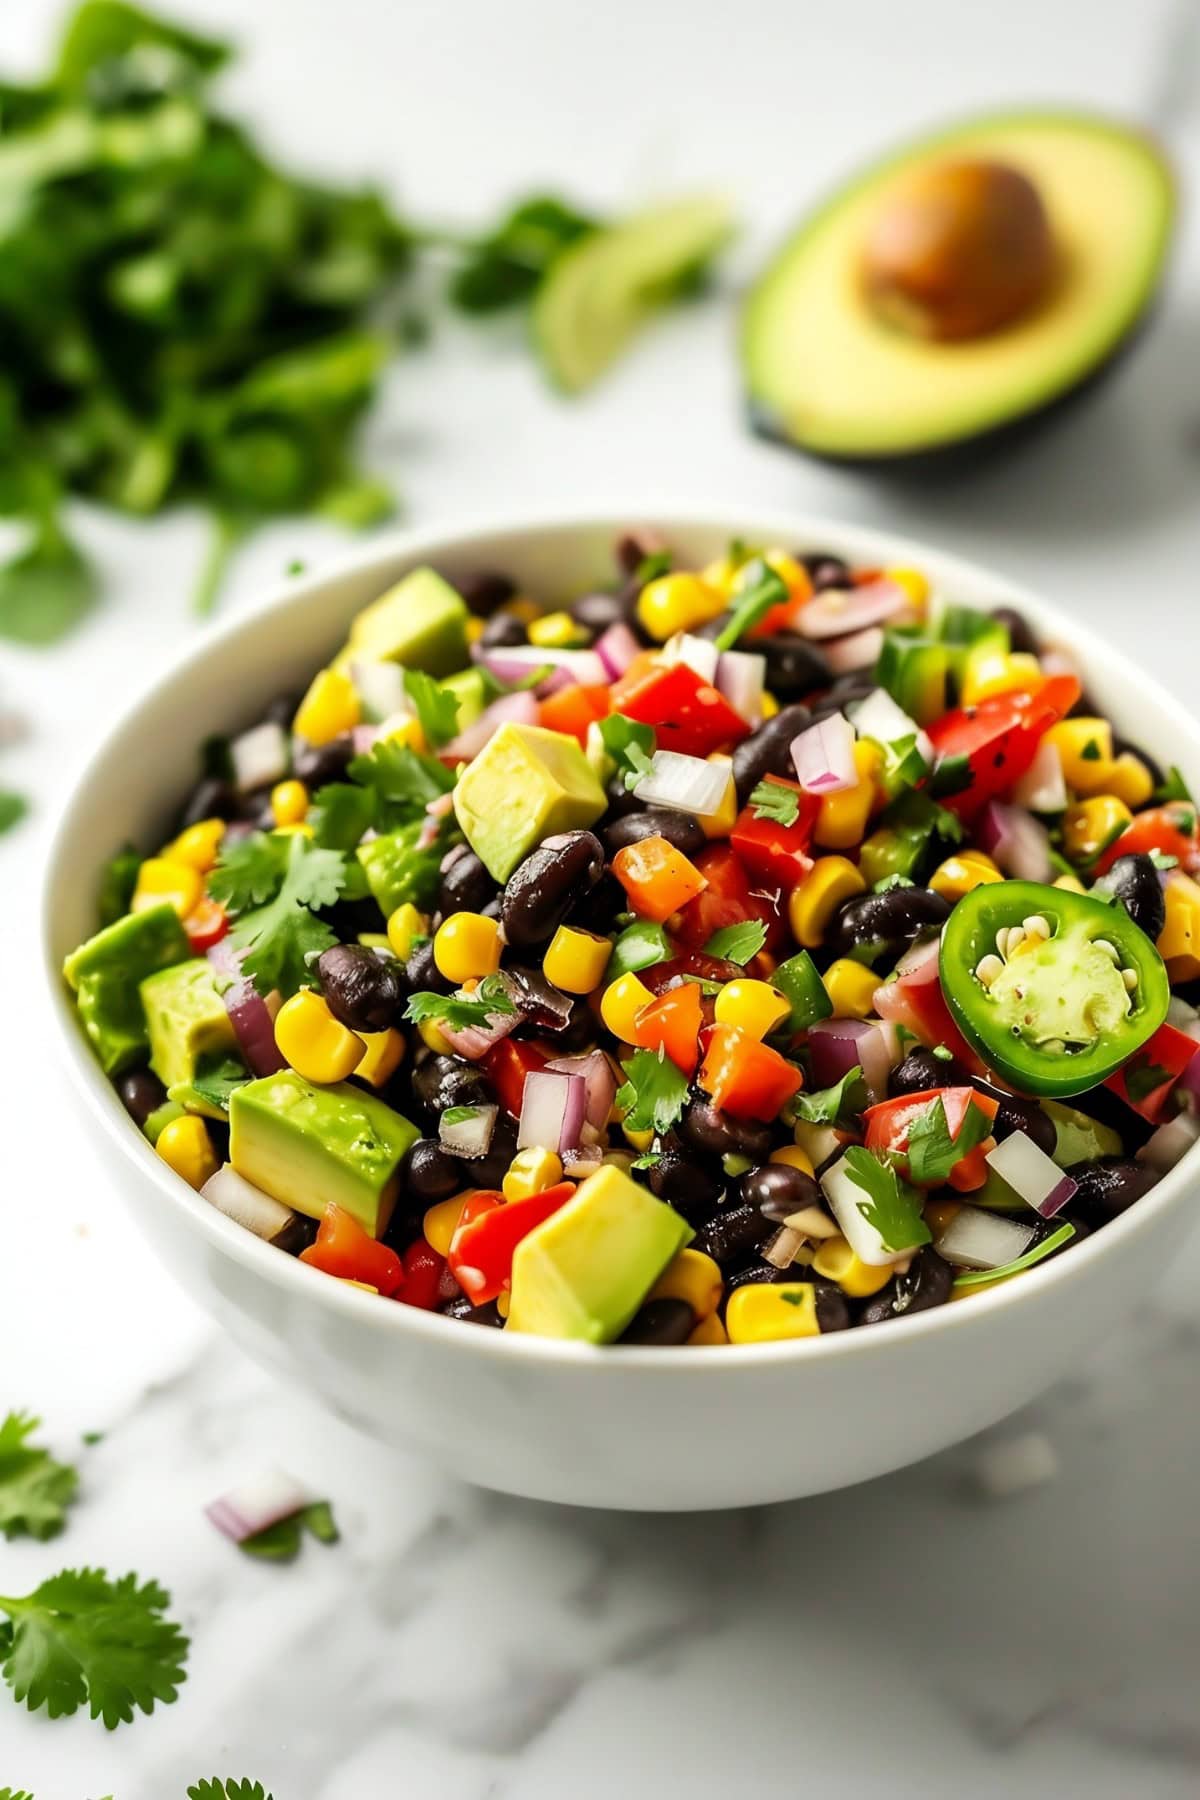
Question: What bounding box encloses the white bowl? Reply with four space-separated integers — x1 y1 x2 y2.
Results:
43 508 1200 1511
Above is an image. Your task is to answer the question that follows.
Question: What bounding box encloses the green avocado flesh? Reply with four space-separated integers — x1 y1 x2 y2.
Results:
454 721 606 882
63 903 190 1076
340 566 468 675
986 931 1131 1049
743 114 1174 459
140 958 238 1091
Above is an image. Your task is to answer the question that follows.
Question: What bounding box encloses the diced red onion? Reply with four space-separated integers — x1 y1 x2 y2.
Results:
545 1050 617 1130
977 799 1052 882
518 1069 587 1153
231 720 289 794
823 625 885 675
790 712 857 794
443 689 538 761
715 648 766 723
205 1468 310 1543
349 658 409 722
1171 1042 1200 1110
633 749 733 817
439 1102 498 1160
416 815 441 850
1138 1111 1200 1171
794 579 911 640
475 645 606 694
985 1133 1077 1218
207 941 287 1076
438 984 520 1060
1012 738 1067 814
592 622 641 678
807 1017 897 1103
201 1164 298 1242
821 1153 919 1265
934 1206 1035 1270
666 632 720 683
427 792 455 821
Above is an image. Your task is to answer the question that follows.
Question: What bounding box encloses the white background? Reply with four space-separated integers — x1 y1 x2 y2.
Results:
2 1 1200 1796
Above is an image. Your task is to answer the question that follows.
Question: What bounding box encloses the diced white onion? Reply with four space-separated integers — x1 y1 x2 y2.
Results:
350 660 410 723
820 1153 919 1266
973 1431 1059 1500
202 1164 297 1242
790 712 857 794
934 1206 1035 1270
985 1133 1077 1218
439 1103 498 1160
231 720 289 793
846 689 933 768
1138 1111 1200 1172
633 749 733 819
664 632 720 683
715 648 766 723
1013 738 1068 814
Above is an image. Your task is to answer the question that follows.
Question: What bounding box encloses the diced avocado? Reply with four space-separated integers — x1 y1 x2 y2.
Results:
506 1164 693 1343
441 666 491 732
63 902 190 1076
229 1071 419 1237
356 819 442 915
454 721 606 883
142 1099 186 1144
140 958 238 1091
342 567 468 676
1042 1099 1124 1169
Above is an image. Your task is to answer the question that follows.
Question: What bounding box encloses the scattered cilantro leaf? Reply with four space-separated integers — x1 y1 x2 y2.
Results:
96 843 141 925
596 713 656 791
748 779 800 827
403 670 459 748
615 1048 689 1135
1149 849 1179 871
953 1222 1076 1288
188 1782 274 1800
714 559 788 652
238 1500 338 1563
872 874 914 893
0 1787 35 1799
81 1432 104 1446
0 532 97 647
702 920 767 964
779 1289 811 1307
1175 808 1197 839
209 833 290 913
447 195 597 312
348 739 455 822
929 751 973 798
188 1056 249 1115
841 1146 931 1254
1155 766 1195 806
0 792 28 835
0 1568 188 1728
1080 738 1102 762
1123 1057 1173 1104
229 835 345 998
635 550 672 584
404 977 516 1033
441 1105 482 1127
793 1067 866 1129
0 1414 78 1542
286 559 306 577
630 1150 663 1170
308 782 376 851
905 1096 992 1186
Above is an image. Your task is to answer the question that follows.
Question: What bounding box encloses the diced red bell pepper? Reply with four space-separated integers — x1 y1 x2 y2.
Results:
925 674 1080 819
697 1023 803 1120
537 682 612 745
1095 803 1200 877
184 897 229 954
613 836 707 923
672 844 786 953
632 981 703 1075
399 1239 445 1310
447 1182 575 1305
300 1204 404 1297
609 661 751 758
863 1086 999 1189
730 776 819 890
483 1039 548 1117
1104 1022 1199 1123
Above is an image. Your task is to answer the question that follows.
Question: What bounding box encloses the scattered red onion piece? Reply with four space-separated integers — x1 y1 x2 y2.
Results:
823 625 885 675
985 1133 1077 1218
1138 1111 1200 1170
351 723 382 754
715 648 766 722
443 689 538 761
790 712 857 794
207 941 287 1076
1012 738 1067 813
475 645 606 693
205 1469 310 1544
807 1016 897 1102
230 720 289 794
593 622 641 678
518 1068 587 1153
545 1050 617 1130
793 579 911 640
977 799 1052 882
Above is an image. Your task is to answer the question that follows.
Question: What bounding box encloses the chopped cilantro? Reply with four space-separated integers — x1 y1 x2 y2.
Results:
1123 1057 1173 1104
404 976 516 1033
597 713 657 791
702 920 768 964
347 739 455 822
225 834 346 998
792 1067 867 1129
1155 766 1195 806
779 1289 811 1307
1149 849 1179 871
0 1413 78 1542
748 779 800 827
238 1500 338 1563
630 1150 663 1170
905 1095 992 1186
932 1044 953 1062
714 559 788 652
953 1222 1076 1288
635 550 672 584
309 782 375 851
189 1056 249 1115
403 669 460 748
209 832 291 913
441 1105 482 1126
286 559 306 577
1080 738 1103 762
841 1146 931 1255
873 874 914 893
615 1048 689 1135
188 1782 275 1800
0 791 27 835
929 751 973 798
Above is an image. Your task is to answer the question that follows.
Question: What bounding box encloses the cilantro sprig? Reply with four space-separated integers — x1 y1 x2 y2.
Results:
404 976 516 1033
702 920 767 964
188 1783 274 1800
841 1147 931 1255
0 1413 78 1542
905 1095 992 1186
1155 766 1195 806
596 713 656 791
713 559 788 651
213 832 346 998
747 779 800 827
403 670 460 748
347 739 456 823
792 1067 866 1130
615 1048 688 1135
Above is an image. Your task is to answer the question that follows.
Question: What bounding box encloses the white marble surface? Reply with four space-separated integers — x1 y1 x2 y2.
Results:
3 0 1200 1792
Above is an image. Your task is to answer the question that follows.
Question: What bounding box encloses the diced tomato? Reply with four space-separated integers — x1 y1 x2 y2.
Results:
1104 1022 1199 1123
613 836 707 923
863 1086 999 1188
632 982 703 1075
483 1039 548 1117
1095 804 1200 877
610 661 751 758
926 675 1080 819
698 1024 803 1120
447 1182 575 1305
537 682 612 746
639 950 741 995
184 897 229 954
872 940 983 1075
730 776 819 890
399 1239 445 1310
672 844 786 953
300 1204 404 1297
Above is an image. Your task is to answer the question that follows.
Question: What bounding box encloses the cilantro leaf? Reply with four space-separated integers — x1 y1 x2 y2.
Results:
188 1056 250 1115
441 1105 482 1126
238 1500 338 1563
1149 849 1179 871
748 779 800 827
932 1044 954 1062
953 1222 1076 1288
905 1095 992 1186
309 782 375 851
0 1414 78 1542
403 669 460 748
929 751 973 798
635 550 672 584
230 835 346 998
714 559 788 651
630 1150 663 1169
348 739 455 822
448 195 597 312
596 713 657 791
793 1067 866 1129
0 1787 36 1799
1155 765 1195 806
615 1048 688 1135
209 833 290 913
188 1783 274 1800
0 792 28 835
841 1146 931 1255
1123 1057 1173 1105
702 920 767 964
0 1568 188 1729
404 976 516 1033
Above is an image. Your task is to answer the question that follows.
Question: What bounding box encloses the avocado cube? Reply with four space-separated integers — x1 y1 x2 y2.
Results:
454 722 607 883
356 819 442 915
229 1071 419 1237
440 666 491 733
140 958 238 1091
506 1164 693 1342
63 902 190 1076
342 567 468 676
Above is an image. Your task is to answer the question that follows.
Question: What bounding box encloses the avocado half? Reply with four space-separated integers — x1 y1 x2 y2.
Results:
742 113 1175 465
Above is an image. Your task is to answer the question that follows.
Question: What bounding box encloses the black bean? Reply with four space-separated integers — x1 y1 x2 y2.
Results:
292 733 355 787
858 1247 955 1326
620 1298 696 1345
411 1055 491 1125
264 691 302 728
646 1137 724 1225
814 1284 852 1332
758 633 832 702
566 869 626 936
117 1067 167 1129
444 1297 505 1327
680 1097 774 1163
602 773 647 821
405 937 450 994
803 552 852 591
694 1202 773 1268
1093 853 1166 942
505 965 575 1033
479 611 527 650
602 808 706 859
741 1162 822 1223
827 886 952 970
180 774 236 828
888 1046 970 1097
401 1137 465 1206
501 829 605 948
731 702 814 803
465 1112 519 1188
317 944 404 1034
453 569 516 616
972 1077 1057 1158
571 589 635 634
1065 1156 1158 1225
989 605 1039 657
614 531 665 576
438 845 497 917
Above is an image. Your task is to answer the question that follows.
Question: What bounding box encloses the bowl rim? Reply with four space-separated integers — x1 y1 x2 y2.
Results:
41 501 1200 1374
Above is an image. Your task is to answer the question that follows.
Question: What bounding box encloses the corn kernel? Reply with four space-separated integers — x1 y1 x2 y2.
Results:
698 752 739 837
930 850 1003 903
725 1282 820 1343
434 912 503 985
1053 872 1086 894
713 978 790 1039
418 1018 455 1056
601 972 655 1043
131 857 203 919
687 1311 728 1346
811 1234 893 1297
503 1146 564 1201
496 1289 510 1318
961 651 1042 707
814 739 880 849
769 1144 815 1177
1063 795 1131 864
294 668 360 745
884 565 930 609
155 1114 218 1190
386 903 428 961
701 555 741 599
506 595 540 625
528 609 586 649
275 989 364 1084
270 779 309 828
1046 718 1114 792
424 1193 468 1257
272 821 314 838
163 818 224 873
647 1248 723 1319
760 690 779 721
354 1027 405 1088
378 712 428 753
621 1122 655 1153
1105 752 1155 810
636 572 725 642
1159 872 1200 981
465 615 485 645
543 924 611 995
787 856 866 949
823 958 882 1020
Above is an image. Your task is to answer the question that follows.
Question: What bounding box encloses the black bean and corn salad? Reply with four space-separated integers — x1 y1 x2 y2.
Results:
63 536 1200 1345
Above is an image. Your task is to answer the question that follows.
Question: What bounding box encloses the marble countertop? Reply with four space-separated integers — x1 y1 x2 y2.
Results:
3 0 1200 1792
